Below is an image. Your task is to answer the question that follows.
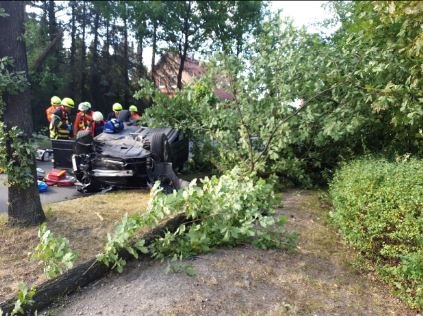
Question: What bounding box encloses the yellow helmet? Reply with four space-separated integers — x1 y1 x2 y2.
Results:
61 97 75 108
112 103 123 111
129 105 138 112
51 96 61 106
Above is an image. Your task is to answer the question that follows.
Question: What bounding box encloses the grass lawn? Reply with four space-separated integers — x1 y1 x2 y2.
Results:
0 189 151 303
0 171 211 303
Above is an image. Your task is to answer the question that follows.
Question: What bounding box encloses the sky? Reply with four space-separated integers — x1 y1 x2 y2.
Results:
270 1 337 34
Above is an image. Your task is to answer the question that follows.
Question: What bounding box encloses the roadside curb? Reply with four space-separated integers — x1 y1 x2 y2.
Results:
0 214 187 314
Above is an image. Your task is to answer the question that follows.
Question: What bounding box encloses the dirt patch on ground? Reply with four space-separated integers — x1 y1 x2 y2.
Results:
0 189 151 303
46 190 416 315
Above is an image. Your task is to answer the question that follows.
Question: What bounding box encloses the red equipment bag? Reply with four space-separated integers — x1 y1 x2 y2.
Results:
45 169 75 187
46 169 66 181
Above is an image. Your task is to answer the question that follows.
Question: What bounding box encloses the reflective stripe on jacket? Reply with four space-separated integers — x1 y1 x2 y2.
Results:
49 107 71 139
73 111 93 136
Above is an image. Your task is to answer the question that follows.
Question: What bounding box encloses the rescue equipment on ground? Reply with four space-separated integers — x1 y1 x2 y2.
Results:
37 180 48 193
45 169 76 186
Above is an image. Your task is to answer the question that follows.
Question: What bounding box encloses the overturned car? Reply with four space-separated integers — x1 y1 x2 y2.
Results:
52 121 189 193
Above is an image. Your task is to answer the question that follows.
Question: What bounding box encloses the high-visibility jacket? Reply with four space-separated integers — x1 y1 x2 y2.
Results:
49 107 71 139
131 113 141 120
90 120 105 137
73 110 93 136
46 105 58 123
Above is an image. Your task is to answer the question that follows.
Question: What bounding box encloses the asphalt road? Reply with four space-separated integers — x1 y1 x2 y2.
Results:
0 161 81 213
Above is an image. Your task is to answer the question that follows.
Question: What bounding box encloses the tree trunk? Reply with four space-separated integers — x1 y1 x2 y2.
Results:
0 1 45 226
138 40 143 68
123 5 129 105
177 1 192 90
112 21 118 63
47 0 57 41
151 22 157 83
90 9 100 105
70 2 76 65
80 2 87 100
137 36 144 79
70 1 76 90
40 1 48 45
104 19 110 61
30 30 63 72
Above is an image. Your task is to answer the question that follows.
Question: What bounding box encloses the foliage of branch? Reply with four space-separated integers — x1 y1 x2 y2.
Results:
0 57 28 112
32 223 77 279
0 125 37 188
11 283 36 316
96 213 148 273
137 6 423 185
97 168 297 272
0 56 35 188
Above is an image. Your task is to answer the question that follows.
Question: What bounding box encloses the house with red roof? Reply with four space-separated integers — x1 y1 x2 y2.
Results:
152 53 234 101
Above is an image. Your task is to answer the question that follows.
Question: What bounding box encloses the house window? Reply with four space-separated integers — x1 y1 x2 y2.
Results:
159 77 165 88
169 75 177 89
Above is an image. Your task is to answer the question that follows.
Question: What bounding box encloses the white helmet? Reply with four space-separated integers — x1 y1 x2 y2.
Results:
93 111 104 122
78 101 91 112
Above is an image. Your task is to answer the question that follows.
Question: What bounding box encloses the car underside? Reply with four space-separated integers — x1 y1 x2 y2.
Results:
52 123 189 193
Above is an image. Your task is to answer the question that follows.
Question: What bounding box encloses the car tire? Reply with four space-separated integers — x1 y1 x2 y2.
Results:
150 133 170 162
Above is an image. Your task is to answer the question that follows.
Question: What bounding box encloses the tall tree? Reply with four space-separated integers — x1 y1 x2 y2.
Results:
69 0 77 90
131 1 149 80
198 1 265 56
79 1 88 100
0 1 45 225
90 2 101 105
118 1 130 104
145 1 166 82
163 0 203 89
47 0 57 42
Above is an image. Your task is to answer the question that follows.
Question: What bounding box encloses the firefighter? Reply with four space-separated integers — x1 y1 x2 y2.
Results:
107 103 123 120
73 101 93 136
49 97 74 139
90 111 105 137
45 96 62 123
129 105 141 120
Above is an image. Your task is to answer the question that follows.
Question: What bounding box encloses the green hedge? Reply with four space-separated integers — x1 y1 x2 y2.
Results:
329 158 423 309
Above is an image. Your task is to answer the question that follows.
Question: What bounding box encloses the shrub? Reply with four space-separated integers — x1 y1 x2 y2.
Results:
329 158 423 308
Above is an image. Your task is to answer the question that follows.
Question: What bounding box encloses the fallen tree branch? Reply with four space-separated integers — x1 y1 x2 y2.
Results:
30 30 63 73
0 214 187 314
254 86 336 165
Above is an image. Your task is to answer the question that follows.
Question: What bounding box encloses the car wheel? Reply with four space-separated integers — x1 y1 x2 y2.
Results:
150 133 170 162
77 174 101 193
